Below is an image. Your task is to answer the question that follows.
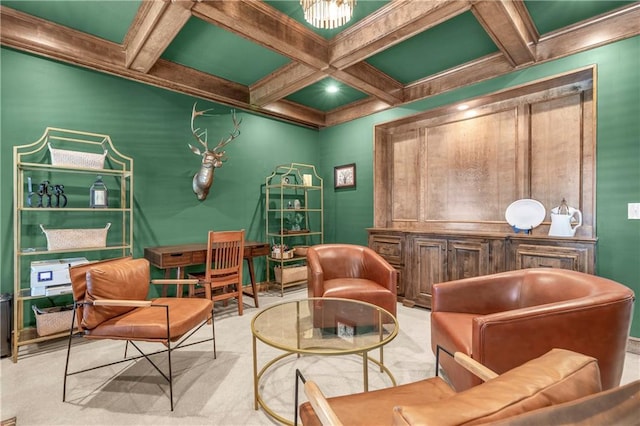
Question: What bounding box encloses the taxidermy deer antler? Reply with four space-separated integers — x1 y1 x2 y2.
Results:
188 102 242 201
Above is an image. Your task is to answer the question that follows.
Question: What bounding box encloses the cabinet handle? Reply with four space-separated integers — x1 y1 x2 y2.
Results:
170 253 184 257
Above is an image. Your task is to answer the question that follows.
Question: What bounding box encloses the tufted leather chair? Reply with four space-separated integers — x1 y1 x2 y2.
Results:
307 244 398 319
431 268 635 392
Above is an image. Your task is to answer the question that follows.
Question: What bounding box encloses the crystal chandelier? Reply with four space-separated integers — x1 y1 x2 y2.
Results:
300 0 356 30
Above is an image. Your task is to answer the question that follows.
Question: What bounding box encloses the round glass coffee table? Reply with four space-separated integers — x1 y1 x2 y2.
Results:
251 297 398 424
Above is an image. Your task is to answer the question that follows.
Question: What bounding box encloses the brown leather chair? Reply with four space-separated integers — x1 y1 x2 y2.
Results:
298 348 604 426
431 268 635 392
307 244 398 318
63 257 215 411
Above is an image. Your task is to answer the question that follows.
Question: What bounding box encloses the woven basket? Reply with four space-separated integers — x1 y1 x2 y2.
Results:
40 223 111 251
48 143 107 169
32 305 74 336
275 265 307 284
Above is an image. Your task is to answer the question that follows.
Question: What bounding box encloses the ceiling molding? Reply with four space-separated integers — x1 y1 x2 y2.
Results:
250 62 324 107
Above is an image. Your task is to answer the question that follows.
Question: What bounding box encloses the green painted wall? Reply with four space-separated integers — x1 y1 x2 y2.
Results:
319 36 640 337
2 36 638 336
0 48 320 308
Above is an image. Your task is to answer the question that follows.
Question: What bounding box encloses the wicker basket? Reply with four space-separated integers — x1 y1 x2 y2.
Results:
40 223 111 251
275 265 307 284
48 143 107 169
32 305 74 336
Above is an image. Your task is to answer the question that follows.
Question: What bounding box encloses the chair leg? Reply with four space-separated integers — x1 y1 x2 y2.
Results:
211 309 216 359
167 339 174 411
62 306 78 402
237 283 243 316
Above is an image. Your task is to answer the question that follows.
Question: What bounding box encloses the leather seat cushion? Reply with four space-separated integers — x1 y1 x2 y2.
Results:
393 348 602 426
323 278 396 314
300 376 455 426
85 297 212 341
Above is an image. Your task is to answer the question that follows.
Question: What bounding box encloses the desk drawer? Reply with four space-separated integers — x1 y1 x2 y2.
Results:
162 252 193 267
192 250 206 265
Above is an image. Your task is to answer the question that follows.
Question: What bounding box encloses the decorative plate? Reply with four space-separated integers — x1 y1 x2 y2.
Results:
505 199 546 231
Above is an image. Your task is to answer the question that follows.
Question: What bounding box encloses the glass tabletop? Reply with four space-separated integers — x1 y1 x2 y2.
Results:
251 297 398 355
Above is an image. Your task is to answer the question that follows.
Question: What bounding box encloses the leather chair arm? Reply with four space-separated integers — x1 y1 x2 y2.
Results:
432 273 523 314
470 294 632 373
151 279 199 285
92 299 153 308
307 248 325 298
362 250 398 294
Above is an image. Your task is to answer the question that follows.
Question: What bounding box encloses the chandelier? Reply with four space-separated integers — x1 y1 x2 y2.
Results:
300 0 357 30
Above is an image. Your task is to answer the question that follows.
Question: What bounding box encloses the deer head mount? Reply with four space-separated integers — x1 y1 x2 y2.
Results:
188 102 242 201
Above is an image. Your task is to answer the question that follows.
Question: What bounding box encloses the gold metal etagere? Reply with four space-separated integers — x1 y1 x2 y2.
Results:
265 163 323 296
12 127 133 362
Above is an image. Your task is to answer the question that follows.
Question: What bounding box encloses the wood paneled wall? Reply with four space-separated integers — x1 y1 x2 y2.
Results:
374 67 595 238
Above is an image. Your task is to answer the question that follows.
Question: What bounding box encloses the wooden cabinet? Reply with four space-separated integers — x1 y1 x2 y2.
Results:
368 231 405 296
507 236 596 274
369 229 596 309
12 127 133 361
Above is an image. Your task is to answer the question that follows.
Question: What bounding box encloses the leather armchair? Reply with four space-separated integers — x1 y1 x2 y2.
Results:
307 244 398 317
299 348 605 426
431 268 635 392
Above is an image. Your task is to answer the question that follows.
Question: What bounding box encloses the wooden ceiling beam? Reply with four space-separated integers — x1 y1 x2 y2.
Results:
192 0 329 70
260 99 326 128
329 0 471 69
471 0 537 67
325 97 391 127
0 5 123 69
249 62 325 107
535 2 640 62
124 0 194 73
329 62 404 105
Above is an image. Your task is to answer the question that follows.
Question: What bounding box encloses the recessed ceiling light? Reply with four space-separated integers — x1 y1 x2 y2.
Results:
326 84 339 93
457 104 469 111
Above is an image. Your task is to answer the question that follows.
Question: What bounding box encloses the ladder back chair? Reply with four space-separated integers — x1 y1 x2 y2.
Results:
190 230 246 315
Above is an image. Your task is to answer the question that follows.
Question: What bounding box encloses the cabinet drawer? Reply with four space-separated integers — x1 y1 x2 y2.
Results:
162 252 193 267
370 236 404 264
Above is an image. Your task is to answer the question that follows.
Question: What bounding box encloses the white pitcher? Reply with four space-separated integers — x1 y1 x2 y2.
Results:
548 199 582 237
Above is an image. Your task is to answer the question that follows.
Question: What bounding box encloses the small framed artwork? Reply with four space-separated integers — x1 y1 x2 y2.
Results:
334 163 356 189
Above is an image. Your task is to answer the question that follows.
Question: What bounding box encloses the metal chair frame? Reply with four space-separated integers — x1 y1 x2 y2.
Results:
63 300 215 411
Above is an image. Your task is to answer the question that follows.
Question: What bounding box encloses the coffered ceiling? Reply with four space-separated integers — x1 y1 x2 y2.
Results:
1 1 639 129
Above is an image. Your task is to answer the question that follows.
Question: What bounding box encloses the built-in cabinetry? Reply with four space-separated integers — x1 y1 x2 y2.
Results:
369 229 596 309
369 68 599 310
12 128 133 361
265 163 323 295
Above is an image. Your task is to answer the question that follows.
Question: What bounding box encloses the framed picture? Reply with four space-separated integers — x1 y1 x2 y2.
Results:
334 163 356 189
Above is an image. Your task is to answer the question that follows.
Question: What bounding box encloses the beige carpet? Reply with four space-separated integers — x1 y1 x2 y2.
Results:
0 288 436 425
3 287 639 425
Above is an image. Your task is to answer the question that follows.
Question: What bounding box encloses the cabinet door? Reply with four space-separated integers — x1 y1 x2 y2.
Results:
448 239 490 281
510 243 592 273
411 238 447 309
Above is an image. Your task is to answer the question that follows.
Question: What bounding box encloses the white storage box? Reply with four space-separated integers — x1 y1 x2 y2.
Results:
30 257 89 296
40 223 111 251
274 265 307 284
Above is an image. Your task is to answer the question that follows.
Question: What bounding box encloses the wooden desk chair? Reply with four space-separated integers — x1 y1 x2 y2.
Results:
189 230 246 315
64 257 215 411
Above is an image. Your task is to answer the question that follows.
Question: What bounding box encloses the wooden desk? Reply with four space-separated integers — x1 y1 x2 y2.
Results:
144 241 270 307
